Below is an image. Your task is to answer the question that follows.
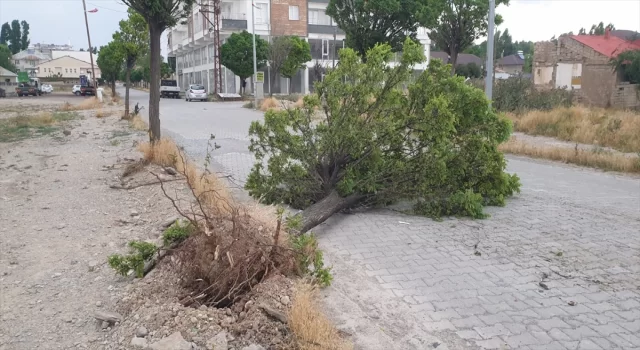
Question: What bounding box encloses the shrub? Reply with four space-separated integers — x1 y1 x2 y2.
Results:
162 220 193 245
108 241 158 278
493 74 573 113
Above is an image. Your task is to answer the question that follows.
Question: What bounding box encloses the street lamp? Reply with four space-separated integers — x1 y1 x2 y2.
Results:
251 1 258 108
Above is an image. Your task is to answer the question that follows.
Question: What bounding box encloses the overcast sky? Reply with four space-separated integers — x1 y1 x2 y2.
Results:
0 0 639 55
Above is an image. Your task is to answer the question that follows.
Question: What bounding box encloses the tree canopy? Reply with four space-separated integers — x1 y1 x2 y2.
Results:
246 39 520 233
326 0 444 59
96 42 124 96
281 36 311 79
0 44 17 73
429 0 509 74
20 20 29 51
220 31 268 94
611 50 640 85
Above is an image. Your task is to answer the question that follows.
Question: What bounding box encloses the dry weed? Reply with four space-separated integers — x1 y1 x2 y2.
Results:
94 109 109 118
59 97 103 112
129 115 147 131
260 97 280 111
288 283 353 350
505 106 640 153
293 96 305 108
137 138 233 214
500 137 640 173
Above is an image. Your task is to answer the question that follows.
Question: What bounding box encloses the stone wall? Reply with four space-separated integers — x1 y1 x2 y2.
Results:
581 64 618 107
611 83 640 109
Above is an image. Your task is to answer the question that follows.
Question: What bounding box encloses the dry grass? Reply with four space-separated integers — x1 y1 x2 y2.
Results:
59 97 103 112
129 115 147 131
505 106 640 153
293 96 305 108
288 283 353 350
0 111 78 142
94 109 109 118
260 97 280 111
137 138 233 214
500 137 640 173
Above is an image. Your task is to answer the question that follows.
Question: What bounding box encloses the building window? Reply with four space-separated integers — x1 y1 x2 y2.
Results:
65 69 68 73
255 3 268 24
15 60 19 65
289 6 299 21
308 9 332 26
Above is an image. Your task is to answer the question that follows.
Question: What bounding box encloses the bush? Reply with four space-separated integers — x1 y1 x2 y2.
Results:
108 241 158 278
493 74 573 113
162 220 193 245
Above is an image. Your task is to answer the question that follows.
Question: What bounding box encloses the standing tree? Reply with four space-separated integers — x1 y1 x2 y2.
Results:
113 8 149 118
267 36 293 96
0 23 10 45
280 36 311 94
96 42 124 97
429 0 509 75
245 39 520 233
326 0 444 59
9 20 21 54
20 20 29 50
220 30 268 95
0 44 17 72
120 0 195 142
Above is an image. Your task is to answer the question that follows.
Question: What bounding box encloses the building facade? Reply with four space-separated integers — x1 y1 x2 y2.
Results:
166 0 431 95
36 56 102 80
533 30 640 108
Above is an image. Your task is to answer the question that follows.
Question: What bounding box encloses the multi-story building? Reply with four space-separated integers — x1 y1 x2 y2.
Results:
166 0 431 95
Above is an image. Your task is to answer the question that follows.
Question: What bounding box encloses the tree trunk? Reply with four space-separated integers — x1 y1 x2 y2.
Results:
124 65 132 119
298 190 365 234
111 81 116 97
148 24 162 142
450 49 459 76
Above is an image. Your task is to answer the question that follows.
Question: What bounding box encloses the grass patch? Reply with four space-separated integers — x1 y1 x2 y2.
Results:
0 111 79 142
129 115 147 131
499 137 640 173
95 109 110 118
505 106 640 153
162 220 194 245
59 97 103 111
288 283 353 350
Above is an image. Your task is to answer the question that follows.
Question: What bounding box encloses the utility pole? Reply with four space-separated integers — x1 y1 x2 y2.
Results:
251 1 258 107
332 26 337 68
200 0 222 94
81 0 97 88
484 0 495 101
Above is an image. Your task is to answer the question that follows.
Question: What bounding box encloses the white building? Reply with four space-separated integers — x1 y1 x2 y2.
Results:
166 0 431 95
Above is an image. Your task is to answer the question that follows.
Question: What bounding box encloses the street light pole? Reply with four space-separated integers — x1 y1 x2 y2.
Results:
484 0 495 101
81 0 97 88
251 1 258 108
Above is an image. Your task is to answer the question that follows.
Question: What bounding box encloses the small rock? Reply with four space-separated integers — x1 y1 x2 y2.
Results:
95 301 103 307
52 272 62 278
190 316 198 323
88 261 100 272
100 321 110 330
63 130 71 136
149 332 192 350
568 300 576 306
94 310 122 324
131 337 148 348
55 223 66 230
136 326 149 338
244 300 254 311
130 210 139 217
207 331 228 350
280 296 290 305
164 167 178 175
241 345 266 350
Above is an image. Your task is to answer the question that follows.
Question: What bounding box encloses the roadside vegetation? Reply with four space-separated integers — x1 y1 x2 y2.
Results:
0 111 79 142
504 106 640 153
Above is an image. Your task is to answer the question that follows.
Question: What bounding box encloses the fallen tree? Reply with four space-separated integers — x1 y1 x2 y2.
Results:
246 39 521 233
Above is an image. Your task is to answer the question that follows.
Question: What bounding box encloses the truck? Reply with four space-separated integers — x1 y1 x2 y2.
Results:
15 78 43 97
79 74 95 96
160 79 181 98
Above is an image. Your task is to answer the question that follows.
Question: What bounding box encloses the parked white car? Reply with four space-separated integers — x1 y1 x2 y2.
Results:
72 85 82 96
41 84 53 94
185 84 207 102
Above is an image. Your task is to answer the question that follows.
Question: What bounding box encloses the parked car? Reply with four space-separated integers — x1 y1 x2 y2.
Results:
41 84 53 94
185 84 207 102
15 83 41 97
72 85 82 96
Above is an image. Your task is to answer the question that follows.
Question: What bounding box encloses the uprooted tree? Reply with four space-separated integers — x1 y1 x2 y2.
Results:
245 39 521 233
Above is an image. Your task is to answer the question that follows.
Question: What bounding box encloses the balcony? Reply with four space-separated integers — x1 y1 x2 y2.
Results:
308 25 344 35
222 13 247 30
